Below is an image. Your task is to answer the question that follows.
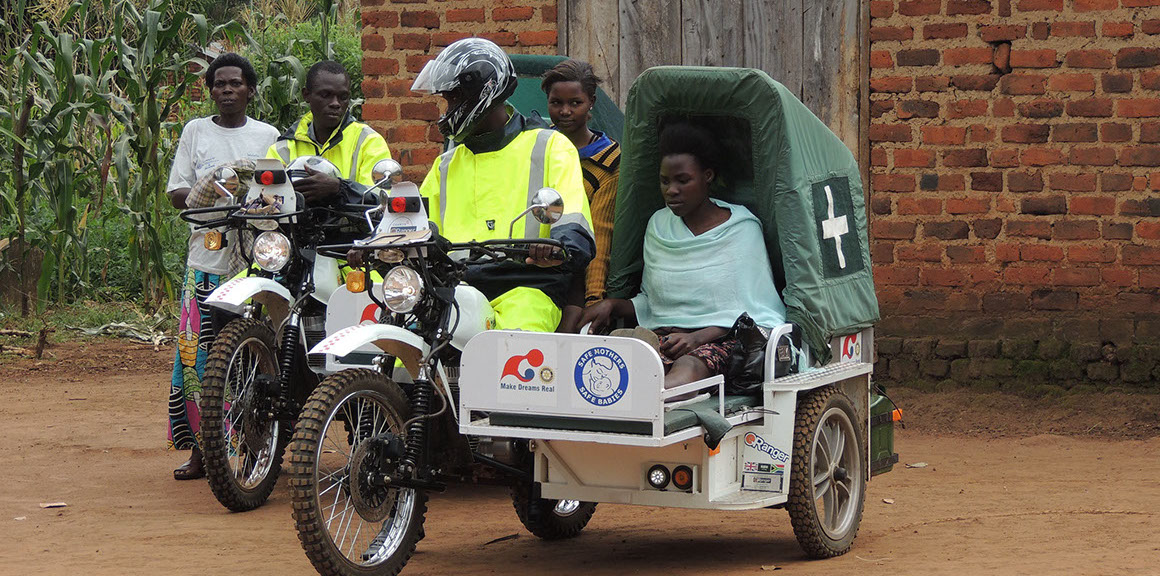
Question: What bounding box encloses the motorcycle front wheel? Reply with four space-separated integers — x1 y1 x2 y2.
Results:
200 318 285 512
289 368 427 576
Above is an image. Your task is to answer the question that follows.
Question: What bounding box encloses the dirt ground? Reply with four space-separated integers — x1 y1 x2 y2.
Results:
2 338 1159 576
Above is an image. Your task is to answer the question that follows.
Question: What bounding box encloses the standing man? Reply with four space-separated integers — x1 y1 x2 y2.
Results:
166 53 279 480
412 38 595 332
269 60 392 203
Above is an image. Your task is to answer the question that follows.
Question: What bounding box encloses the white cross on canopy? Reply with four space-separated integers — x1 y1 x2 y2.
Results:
821 185 848 269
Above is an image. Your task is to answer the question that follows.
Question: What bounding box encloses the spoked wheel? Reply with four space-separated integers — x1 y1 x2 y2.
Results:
201 318 285 512
786 385 866 558
289 369 426 576
511 484 597 540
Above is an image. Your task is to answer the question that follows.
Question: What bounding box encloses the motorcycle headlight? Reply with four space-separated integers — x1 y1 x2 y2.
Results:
253 231 291 272
382 265 423 313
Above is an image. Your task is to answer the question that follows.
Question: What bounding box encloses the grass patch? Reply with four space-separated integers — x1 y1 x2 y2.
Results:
0 299 177 343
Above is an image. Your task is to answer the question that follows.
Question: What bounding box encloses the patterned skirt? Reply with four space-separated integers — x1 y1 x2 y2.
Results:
167 267 223 451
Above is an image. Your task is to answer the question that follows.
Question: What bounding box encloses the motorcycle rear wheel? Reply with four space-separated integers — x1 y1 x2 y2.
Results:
289 368 426 576
200 318 285 512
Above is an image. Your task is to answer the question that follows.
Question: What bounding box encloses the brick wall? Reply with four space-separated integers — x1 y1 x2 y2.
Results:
360 0 558 182
869 0 1160 389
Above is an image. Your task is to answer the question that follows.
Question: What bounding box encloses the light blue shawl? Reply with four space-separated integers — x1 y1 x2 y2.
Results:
631 199 787 330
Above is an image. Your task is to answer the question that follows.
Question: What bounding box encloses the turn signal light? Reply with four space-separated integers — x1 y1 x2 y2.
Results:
892 408 903 422
204 230 223 251
672 465 694 491
346 270 367 293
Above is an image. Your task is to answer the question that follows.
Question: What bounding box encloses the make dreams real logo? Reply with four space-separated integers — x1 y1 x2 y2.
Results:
574 347 628 406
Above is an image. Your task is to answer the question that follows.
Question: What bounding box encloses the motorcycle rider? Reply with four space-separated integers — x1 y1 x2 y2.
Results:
268 60 392 204
412 38 595 332
165 52 280 480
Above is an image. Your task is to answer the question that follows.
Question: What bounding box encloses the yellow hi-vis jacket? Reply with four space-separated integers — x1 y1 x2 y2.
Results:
420 125 595 330
267 112 391 186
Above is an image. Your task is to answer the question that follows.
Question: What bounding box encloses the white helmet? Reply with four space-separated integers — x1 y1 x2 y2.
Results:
411 38 517 142
448 284 495 350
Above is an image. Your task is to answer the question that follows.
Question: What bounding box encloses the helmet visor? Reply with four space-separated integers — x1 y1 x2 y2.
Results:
411 58 461 94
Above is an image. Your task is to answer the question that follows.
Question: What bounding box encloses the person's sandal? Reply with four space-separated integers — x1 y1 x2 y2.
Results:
173 447 205 481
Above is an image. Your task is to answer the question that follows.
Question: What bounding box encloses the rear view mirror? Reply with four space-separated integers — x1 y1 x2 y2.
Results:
371 159 404 189
212 167 238 199
529 187 564 225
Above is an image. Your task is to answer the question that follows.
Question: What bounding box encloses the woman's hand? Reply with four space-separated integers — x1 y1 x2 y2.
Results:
578 299 617 334
659 332 701 358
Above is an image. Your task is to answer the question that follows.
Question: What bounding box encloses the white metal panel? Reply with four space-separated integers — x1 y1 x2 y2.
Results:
322 286 383 372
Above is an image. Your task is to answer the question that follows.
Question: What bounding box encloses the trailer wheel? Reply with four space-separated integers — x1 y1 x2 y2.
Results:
511 483 597 540
786 385 866 558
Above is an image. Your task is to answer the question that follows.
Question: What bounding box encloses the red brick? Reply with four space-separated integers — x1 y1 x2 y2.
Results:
1022 244 1066 261
493 6 534 21
1070 196 1116 214
922 268 968 287
361 102 398 122
894 149 937 167
992 148 1021 168
947 245 987 263
946 197 992 214
870 124 913 142
994 43 1012 72
948 99 989 118
1121 198 1160 215
870 50 894 69
1056 220 1101 240
1053 123 1098 142
1102 172 1135 191
1048 172 1097 191
446 8 484 22
870 77 914 93
362 33 387 51
1000 74 1047 94
899 0 942 15
1124 246 1160 266
873 173 917 192
1008 221 1053 239
1141 270 1160 288
898 197 944 215
1021 147 1065 166
518 30 557 46
1067 98 1114 117
996 243 1022 262
1002 124 1050 143
1070 244 1117 262
923 125 967 145
949 0 993 14
1124 0 1160 6
394 32 433 50
363 57 400 76
897 243 943 262
974 218 1004 238
898 100 941 118
385 79 415 97
409 146 441 167
944 47 994 66
400 101 440 121
1102 268 1136 287
542 4 558 23
1117 48 1160 68
405 53 434 73
388 124 429 143
871 26 915 41
1011 49 1059 68
1052 21 1096 37
915 76 951 92
898 49 941 66
969 171 1002 191
362 10 399 28
1047 73 1096 92
1144 19 1160 34
432 31 471 47
924 221 972 240
925 23 969 38
979 24 1026 41
874 266 920 285
1074 0 1119 9
951 74 1001 91
1103 21 1135 37
1055 268 1100 286
1003 266 1052 285
1031 22 1050 40
969 124 996 143
1121 147 1160 166
1018 99 1064 118
1102 123 1134 142
400 10 439 28
1009 171 1044 191
870 0 895 17
1144 71 1160 90
1069 146 1118 166
871 148 889 165
943 149 989 167
1017 0 1063 9
1065 49 1114 68
873 221 918 240
480 31 517 47
1137 221 1160 239
1118 99 1160 118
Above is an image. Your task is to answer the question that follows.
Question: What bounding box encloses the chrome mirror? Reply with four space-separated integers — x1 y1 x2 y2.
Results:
212 166 238 199
371 159 404 189
529 187 564 225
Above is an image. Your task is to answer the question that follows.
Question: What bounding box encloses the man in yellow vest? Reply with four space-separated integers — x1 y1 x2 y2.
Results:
412 38 595 332
269 60 391 203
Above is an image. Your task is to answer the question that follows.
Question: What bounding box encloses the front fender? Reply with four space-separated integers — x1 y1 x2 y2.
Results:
206 276 292 327
309 324 429 378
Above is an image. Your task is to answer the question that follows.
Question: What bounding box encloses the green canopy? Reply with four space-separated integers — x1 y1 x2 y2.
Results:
605 66 879 364
507 54 624 143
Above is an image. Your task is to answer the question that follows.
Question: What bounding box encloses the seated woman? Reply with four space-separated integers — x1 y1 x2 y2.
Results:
579 121 786 395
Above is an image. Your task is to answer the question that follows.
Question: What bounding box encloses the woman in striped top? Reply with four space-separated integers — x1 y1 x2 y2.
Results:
542 59 621 332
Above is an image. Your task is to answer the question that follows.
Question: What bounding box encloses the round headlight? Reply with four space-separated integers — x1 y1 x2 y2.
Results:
382 266 423 313
253 231 291 272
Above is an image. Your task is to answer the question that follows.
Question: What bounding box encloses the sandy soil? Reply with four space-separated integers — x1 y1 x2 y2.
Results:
1 339 1158 575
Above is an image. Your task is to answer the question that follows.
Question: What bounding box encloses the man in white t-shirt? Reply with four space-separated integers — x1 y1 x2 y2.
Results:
165 52 279 480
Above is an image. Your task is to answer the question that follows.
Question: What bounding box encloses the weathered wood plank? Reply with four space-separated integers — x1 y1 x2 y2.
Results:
681 0 744 67
743 0 804 99
619 0 681 107
563 0 623 105
802 0 861 153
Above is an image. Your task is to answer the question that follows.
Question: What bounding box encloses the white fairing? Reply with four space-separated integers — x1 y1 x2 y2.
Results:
322 285 384 372
449 284 495 350
309 323 430 378
204 276 291 326
311 256 341 305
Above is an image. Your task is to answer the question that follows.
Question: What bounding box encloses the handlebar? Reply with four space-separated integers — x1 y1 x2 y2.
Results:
315 236 569 264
